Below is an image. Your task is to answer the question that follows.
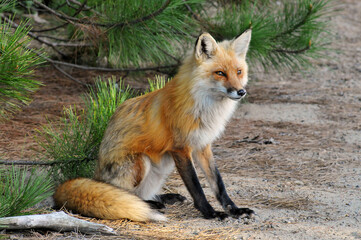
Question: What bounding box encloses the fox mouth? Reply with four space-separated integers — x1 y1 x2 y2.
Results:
227 95 243 101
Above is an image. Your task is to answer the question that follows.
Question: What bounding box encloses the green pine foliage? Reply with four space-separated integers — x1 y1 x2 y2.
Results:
101 0 202 67
0 166 54 218
204 0 335 70
48 0 203 67
30 0 336 71
0 16 43 119
36 77 133 182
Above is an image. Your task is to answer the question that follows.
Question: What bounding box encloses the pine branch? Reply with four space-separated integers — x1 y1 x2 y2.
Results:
204 0 336 70
67 0 101 15
183 1 202 22
30 22 69 33
273 45 310 54
35 35 71 41
23 46 177 86
17 0 200 68
0 158 92 166
66 0 89 18
65 0 81 11
183 1 217 33
37 34 85 42
112 0 171 28
0 159 54 166
51 63 89 86
37 39 92 47
277 3 314 37
1 15 67 58
33 0 171 29
46 58 179 72
157 47 181 64
22 0 88 33
0 14 43 118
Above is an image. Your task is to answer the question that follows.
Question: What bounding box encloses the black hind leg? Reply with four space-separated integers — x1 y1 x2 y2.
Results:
158 193 186 205
145 193 186 209
145 200 166 209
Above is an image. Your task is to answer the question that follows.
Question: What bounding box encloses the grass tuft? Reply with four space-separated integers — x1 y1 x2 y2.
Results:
36 76 134 182
0 166 54 218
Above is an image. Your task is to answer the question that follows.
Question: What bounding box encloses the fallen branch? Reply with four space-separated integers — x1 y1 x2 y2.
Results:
0 211 117 235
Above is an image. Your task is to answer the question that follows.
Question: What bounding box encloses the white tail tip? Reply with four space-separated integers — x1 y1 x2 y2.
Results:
149 211 167 222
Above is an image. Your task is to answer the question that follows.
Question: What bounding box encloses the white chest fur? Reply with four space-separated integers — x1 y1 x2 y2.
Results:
188 94 238 150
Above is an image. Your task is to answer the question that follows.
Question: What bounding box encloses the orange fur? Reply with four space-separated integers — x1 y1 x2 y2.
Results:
53 178 165 221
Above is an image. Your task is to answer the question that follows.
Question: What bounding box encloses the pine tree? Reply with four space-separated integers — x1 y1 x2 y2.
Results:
2 0 336 84
0 0 43 119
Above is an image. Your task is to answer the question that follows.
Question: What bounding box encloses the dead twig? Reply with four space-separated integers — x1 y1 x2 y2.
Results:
232 135 279 146
51 63 89 87
0 158 93 166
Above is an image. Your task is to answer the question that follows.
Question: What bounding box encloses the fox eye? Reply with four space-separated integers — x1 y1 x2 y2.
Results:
237 70 242 75
215 71 226 77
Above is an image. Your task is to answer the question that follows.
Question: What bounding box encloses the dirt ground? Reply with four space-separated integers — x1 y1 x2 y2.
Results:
0 0 360 239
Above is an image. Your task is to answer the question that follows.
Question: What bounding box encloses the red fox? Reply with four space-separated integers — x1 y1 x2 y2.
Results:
54 30 254 222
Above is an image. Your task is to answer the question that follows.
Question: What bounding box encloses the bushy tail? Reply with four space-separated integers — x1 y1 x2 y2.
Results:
53 178 166 222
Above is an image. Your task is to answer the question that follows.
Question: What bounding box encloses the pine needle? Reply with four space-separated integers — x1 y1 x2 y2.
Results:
0 166 54 218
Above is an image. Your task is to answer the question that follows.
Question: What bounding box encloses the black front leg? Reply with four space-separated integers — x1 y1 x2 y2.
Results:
194 145 254 219
172 151 227 220
214 167 254 218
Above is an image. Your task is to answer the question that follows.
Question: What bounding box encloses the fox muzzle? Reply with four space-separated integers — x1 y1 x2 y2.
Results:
226 88 247 100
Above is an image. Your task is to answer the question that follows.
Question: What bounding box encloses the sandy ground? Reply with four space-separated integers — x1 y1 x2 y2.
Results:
0 0 360 239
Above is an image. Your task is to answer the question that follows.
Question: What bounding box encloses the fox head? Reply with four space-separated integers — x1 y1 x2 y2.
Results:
193 30 252 101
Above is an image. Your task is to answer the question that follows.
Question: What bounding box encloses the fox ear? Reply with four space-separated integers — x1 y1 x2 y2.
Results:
195 33 218 61
232 29 252 59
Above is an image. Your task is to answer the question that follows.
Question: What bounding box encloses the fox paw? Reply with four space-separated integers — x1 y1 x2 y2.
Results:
202 211 228 220
146 200 166 209
159 193 186 205
229 207 255 219
214 211 229 220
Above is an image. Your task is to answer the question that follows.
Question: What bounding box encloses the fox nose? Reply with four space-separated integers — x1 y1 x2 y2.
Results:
237 89 247 97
